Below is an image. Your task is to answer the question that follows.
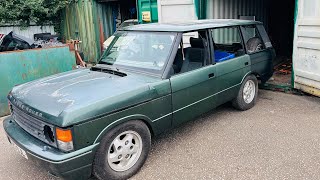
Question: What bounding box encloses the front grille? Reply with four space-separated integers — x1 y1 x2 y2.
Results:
12 105 57 147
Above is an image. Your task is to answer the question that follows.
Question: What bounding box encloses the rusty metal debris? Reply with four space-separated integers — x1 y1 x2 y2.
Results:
274 59 292 75
67 39 86 67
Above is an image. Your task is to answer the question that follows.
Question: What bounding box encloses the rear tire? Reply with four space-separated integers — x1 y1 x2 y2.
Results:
232 75 258 111
93 121 151 180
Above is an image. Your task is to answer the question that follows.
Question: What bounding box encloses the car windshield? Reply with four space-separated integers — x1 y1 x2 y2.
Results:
99 31 176 75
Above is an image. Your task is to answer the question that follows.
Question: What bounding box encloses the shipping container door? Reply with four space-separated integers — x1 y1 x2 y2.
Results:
293 0 320 97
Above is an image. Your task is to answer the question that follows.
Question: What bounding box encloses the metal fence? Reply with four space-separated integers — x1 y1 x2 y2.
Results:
61 0 114 63
0 46 76 117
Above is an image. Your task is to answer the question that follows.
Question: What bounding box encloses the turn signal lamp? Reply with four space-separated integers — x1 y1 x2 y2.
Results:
56 128 74 152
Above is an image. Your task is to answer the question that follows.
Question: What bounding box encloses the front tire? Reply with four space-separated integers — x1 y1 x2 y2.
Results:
232 75 258 111
93 121 151 180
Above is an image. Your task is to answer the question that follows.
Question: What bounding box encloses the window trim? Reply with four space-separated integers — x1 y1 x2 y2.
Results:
256 25 273 49
167 29 212 78
163 33 182 79
209 26 246 63
240 25 268 55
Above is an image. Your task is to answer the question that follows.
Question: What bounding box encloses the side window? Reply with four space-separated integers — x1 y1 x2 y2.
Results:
172 30 209 75
211 27 245 63
241 25 266 54
256 25 272 48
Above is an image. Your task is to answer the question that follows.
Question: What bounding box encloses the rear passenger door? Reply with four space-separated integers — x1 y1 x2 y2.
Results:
241 25 275 83
210 26 251 105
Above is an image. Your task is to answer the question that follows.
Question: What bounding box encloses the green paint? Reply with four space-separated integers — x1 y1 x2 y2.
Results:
137 0 158 23
92 0 102 58
0 46 76 117
61 0 113 63
195 0 207 19
3 117 96 179
3 21 274 179
292 0 299 88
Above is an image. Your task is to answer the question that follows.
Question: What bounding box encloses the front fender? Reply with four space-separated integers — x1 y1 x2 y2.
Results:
72 94 172 150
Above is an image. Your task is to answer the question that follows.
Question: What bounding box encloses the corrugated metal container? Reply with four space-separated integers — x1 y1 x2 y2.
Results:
195 0 207 19
0 25 55 39
0 46 76 117
293 0 320 97
206 0 269 30
61 0 114 63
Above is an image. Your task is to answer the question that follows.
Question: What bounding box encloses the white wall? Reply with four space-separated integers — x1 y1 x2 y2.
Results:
0 25 55 40
293 0 320 97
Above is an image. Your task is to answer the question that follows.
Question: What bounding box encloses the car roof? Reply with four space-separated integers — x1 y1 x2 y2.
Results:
121 19 262 32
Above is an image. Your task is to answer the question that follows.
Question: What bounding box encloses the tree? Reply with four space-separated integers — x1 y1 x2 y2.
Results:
0 0 72 32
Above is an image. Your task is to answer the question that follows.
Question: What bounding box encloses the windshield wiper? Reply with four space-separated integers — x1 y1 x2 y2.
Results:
91 66 127 77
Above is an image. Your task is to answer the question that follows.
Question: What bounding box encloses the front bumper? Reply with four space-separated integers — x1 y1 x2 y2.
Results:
3 116 99 180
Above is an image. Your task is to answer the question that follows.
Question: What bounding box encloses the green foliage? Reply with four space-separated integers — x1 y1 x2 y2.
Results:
0 0 72 32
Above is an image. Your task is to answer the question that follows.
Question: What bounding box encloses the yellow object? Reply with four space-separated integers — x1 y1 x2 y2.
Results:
142 11 151 22
56 128 73 142
295 83 320 97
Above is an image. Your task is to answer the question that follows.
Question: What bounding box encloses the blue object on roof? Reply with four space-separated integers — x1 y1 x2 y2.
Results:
214 50 235 62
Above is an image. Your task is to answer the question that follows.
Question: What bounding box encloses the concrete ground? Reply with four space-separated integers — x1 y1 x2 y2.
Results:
1 90 320 180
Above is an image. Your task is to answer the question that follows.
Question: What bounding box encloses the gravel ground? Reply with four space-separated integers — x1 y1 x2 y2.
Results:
1 90 320 180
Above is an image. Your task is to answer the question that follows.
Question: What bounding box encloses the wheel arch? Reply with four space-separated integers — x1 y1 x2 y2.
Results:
251 71 261 80
241 71 260 84
93 115 155 144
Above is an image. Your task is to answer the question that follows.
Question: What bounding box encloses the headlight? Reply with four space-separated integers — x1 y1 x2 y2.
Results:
56 128 74 152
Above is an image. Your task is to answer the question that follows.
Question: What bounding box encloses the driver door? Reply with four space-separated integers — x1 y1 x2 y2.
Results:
169 30 218 127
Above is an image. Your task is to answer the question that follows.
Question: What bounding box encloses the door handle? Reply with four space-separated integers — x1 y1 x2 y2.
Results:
208 73 215 78
245 62 249 66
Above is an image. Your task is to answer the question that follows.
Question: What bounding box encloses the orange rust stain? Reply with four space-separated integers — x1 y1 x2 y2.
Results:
99 19 105 53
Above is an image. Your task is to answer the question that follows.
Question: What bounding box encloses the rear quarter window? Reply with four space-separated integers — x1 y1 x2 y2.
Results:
256 25 272 48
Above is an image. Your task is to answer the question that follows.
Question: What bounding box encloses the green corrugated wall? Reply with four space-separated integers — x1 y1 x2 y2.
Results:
0 46 76 117
61 0 114 64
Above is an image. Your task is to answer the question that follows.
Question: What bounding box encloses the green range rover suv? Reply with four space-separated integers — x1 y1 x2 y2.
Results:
3 19 275 180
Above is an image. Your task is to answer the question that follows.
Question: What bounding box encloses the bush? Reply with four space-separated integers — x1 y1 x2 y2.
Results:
0 0 72 32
